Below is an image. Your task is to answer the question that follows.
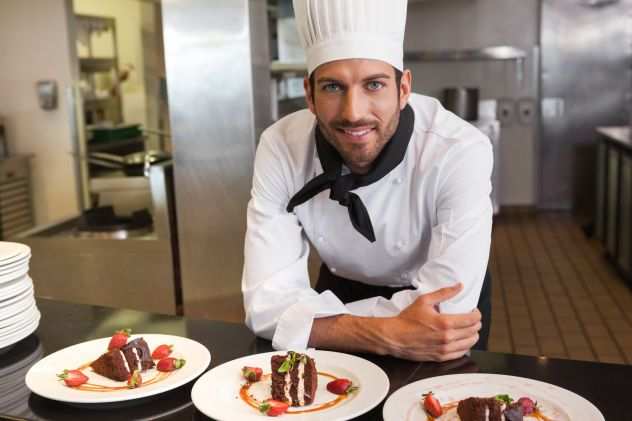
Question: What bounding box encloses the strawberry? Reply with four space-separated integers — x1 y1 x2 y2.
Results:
326 378 358 395
127 370 142 389
422 391 443 418
151 344 173 360
156 357 186 372
57 369 88 387
517 396 536 415
259 399 289 417
241 366 263 382
108 328 131 350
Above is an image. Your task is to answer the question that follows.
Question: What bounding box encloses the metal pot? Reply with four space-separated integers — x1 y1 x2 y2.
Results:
442 87 479 121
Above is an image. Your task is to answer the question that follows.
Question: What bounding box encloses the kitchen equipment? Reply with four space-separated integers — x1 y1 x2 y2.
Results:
89 124 142 143
442 87 479 121
88 150 171 176
75 206 153 239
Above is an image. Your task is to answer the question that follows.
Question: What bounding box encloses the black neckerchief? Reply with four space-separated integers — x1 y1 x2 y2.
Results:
286 104 415 242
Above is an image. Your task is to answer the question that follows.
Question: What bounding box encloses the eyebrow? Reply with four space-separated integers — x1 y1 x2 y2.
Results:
316 73 392 84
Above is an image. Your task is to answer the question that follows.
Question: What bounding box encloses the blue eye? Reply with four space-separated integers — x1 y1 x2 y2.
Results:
367 81 384 91
322 83 342 93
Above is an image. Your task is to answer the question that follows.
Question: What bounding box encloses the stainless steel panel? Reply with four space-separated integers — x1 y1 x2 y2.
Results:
595 142 606 240
163 0 268 320
618 155 632 272
607 148 619 255
540 0 632 209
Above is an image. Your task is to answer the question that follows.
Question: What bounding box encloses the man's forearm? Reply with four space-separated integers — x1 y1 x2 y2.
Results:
308 314 393 355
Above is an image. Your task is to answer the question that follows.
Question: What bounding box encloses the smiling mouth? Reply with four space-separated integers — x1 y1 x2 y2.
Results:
337 127 375 140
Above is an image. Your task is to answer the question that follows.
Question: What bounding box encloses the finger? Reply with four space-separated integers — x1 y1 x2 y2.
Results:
434 322 482 345
439 311 482 329
440 333 479 356
417 283 463 306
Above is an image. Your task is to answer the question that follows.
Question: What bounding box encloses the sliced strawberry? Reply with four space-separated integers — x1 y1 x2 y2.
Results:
57 369 88 387
517 396 536 415
156 357 186 372
259 399 289 417
108 328 131 350
151 344 173 360
127 370 142 389
241 366 263 382
422 391 443 418
326 378 358 395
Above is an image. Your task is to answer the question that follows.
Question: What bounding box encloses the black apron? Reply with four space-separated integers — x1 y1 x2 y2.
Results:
314 264 492 351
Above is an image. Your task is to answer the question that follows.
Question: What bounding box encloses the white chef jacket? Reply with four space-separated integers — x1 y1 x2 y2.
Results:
242 93 493 351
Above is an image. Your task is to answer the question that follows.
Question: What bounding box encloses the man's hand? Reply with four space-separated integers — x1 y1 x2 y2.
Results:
308 283 481 362
381 283 481 361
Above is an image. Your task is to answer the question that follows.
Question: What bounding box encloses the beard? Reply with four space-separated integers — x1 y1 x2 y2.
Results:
316 106 401 174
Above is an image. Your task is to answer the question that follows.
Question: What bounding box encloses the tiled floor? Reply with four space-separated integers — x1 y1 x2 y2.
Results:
488 211 632 364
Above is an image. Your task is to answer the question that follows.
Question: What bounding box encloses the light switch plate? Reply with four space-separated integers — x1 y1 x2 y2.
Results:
36 80 58 110
497 98 514 126
517 97 536 125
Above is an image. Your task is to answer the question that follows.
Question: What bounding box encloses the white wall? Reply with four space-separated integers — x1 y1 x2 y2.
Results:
0 0 80 225
405 0 539 205
74 0 148 128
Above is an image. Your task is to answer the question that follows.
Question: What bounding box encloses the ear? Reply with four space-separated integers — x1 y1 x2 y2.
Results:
304 76 316 114
399 69 412 110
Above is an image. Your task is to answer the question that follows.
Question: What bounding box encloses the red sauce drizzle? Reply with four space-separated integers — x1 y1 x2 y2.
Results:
63 361 174 392
239 371 353 415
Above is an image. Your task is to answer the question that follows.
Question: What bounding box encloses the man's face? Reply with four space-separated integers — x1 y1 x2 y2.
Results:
304 59 411 174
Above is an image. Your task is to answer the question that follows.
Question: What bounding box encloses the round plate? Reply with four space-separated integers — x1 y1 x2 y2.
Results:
0 265 29 285
0 242 30 262
0 312 39 349
191 350 389 421
0 275 30 301
382 373 604 421
25 334 211 404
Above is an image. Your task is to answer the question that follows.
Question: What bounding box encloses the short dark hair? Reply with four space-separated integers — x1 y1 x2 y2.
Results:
308 66 403 101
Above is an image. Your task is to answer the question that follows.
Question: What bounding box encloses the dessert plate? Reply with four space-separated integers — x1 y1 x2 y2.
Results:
0 242 30 262
382 373 604 421
191 350 389 421
25 334 211 404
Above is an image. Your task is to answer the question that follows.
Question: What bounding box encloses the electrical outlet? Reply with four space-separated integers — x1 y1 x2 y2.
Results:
517 97 536 125
497 98 514 126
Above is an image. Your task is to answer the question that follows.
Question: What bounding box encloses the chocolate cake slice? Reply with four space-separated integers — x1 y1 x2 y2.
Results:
90 349 131 381
121 337 154 371
457 397 503 421
270 351 317 407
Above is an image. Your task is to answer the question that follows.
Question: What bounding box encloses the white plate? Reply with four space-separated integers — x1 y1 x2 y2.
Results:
0 274 30 301
191 350 389 421
0 282 33 310
0 312 39 349
25 334 211 404
0 242 30 262
382 373 604 421
0 293 34 320
0 308 40 337
0 260 29 276
0 301 36 328
0 265 29 285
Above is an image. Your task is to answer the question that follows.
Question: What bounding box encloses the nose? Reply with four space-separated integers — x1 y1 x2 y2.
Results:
339 87 366 124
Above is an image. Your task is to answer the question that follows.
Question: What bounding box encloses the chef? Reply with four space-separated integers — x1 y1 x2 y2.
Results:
242 0 492 362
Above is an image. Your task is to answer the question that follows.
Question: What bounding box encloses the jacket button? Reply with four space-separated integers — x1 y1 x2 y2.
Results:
393 177 403 185
317 236 325 243
330 267 337 273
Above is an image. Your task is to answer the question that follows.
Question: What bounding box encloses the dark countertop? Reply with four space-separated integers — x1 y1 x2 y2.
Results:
2 298 631 420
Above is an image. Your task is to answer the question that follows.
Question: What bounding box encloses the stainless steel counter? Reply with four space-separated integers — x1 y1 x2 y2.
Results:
596 126 631 147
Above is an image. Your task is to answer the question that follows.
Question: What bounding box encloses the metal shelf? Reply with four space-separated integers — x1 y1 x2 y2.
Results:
79 57 116 73
270 46 527 77
404 46 527 62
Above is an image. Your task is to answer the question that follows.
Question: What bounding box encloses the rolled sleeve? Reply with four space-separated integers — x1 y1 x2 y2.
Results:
242 134 350 350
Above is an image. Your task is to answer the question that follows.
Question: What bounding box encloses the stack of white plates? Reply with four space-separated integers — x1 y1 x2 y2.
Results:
0 335 43 416
0 242 40 352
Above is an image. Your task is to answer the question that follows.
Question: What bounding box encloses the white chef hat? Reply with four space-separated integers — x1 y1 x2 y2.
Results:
292 0 408 75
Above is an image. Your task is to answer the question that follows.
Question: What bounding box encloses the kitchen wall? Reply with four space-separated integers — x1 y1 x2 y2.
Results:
405 0 540 206
74 0 148 128
0 0 80 225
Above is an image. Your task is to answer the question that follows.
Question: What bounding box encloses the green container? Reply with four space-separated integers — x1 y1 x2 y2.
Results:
90 124 142 143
